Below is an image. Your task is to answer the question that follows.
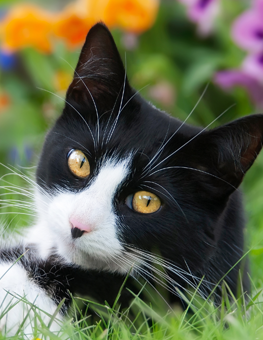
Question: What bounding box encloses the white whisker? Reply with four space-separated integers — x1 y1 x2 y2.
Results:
141 183 187 221
142 84 210 176
53 132 91 156
147 166 236 190
37 87 96 150
147 104 236 175
106 71 127 144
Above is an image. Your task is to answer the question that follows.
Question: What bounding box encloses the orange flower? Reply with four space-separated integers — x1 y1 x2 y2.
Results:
114 0 159 33
0 0 160 53
53 1 94 49
0 92 11 113
0 5 53 53
83 0 159 33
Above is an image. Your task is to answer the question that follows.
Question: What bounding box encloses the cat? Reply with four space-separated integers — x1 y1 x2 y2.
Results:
0 22 263 336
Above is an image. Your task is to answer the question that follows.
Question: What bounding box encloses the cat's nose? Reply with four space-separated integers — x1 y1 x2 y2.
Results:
70 218 92 239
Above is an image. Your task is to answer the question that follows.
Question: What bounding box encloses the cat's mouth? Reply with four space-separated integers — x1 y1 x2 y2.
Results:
68 243 134 274
64 222 126 271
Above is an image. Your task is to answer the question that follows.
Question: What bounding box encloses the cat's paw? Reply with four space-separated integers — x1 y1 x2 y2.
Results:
0 261 63 337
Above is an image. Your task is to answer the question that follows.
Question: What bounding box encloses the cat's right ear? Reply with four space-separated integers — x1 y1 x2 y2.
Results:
65 23 132 112
187 114 263 198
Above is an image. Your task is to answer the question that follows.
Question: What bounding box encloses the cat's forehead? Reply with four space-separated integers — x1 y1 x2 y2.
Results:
55 95 192 157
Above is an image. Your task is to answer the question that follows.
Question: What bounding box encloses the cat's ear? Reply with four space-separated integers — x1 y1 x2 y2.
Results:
189 114 263 196
66 23 131 111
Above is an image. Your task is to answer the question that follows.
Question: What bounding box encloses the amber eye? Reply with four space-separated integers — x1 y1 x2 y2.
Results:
68 150 90 178
126 190 161 214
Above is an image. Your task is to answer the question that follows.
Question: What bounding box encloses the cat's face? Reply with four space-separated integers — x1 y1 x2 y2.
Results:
35 24 263 278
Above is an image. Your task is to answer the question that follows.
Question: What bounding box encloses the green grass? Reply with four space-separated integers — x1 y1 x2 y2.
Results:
1 279 263 340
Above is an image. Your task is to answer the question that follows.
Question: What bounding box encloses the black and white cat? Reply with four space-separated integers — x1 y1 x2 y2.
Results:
0 22 263 336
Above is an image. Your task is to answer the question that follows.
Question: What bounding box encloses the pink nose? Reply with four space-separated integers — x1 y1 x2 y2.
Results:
70 218 92 239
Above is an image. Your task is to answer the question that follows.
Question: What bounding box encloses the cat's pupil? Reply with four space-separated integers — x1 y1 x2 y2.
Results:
80 158 85 169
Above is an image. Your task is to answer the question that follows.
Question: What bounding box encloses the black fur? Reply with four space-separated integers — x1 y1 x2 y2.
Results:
29 23 263 311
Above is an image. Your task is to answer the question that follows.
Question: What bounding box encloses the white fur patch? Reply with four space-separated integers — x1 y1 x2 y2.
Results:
0 262 63 337
30 157 133 273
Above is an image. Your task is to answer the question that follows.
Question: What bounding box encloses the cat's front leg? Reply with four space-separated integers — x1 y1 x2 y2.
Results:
0 261 64 337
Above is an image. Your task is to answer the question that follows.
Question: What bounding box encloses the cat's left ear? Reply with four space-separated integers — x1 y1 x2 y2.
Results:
188 114 263 197
66 23 132 111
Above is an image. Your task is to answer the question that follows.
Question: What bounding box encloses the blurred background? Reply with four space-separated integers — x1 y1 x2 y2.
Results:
0 0 263 287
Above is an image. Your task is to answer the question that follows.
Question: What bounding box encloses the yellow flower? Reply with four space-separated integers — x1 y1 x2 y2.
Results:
53 1 94 49
0 5 53 53
54 71 72 92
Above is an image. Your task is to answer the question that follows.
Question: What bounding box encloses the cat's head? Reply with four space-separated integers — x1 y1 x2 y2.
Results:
35 23 263 278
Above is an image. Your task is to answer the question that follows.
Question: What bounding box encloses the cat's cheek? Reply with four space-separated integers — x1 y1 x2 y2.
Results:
35 159 132 271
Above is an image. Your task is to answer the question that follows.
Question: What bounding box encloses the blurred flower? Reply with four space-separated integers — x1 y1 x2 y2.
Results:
179 0 220 35
42 102 57 121
53 1 93 49
148 81 176 107
217 0 263 106
54 70 72 92
177 0 195 4
121 32 138 50
255 0 263 13
232 9 263 53
88 0 159 33
242 52 263 84
0 50 16 70
0 92 11 113
8 144 34 165
0 0 159 53
24 144 34 163
214 70 263 108
0 5 53 53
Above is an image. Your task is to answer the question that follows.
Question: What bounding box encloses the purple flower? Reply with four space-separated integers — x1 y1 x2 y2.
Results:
242 52 263 84
121 32 138 51
255 0 263 13
214 70 263 108
232 10 263 52
177 0 195 4
188 0 216 20
179 0 220 35
8 145 34 166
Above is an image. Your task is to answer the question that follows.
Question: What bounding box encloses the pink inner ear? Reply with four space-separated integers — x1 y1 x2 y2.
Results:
70 217 93 233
